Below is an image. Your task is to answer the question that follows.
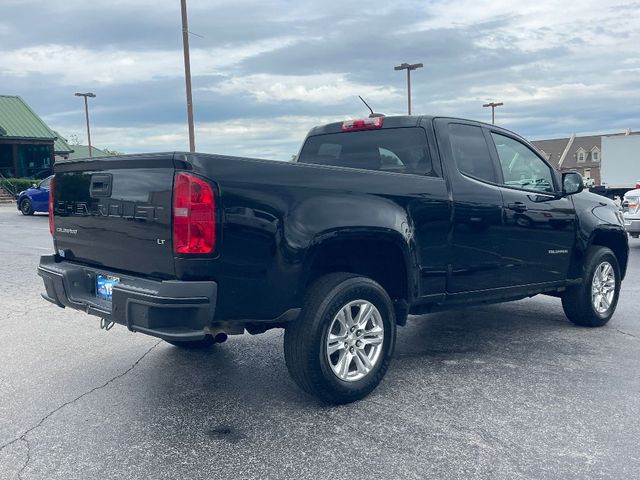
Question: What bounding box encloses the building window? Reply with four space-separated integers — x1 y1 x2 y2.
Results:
592 149 600 162
17 144 52 178
538 149 552 161
577 150 586 162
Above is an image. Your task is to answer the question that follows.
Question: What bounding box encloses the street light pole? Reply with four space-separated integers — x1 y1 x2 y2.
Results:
394 63 423 115
482 101 504 125
180 0 196 153
74 92 96 157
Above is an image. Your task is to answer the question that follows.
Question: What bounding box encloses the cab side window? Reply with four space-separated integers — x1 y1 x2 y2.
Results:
448 124 497 183
491 133 555 193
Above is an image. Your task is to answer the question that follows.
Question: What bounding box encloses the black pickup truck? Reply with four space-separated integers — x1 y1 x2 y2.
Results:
38 115 628 403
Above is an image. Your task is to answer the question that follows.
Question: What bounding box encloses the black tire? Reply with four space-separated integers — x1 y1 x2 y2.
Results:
562 246 621 327
20 198 34 216
165 335 215 349
284 273 396 404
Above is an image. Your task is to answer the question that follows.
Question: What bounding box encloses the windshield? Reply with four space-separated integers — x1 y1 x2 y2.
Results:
298 127 435 176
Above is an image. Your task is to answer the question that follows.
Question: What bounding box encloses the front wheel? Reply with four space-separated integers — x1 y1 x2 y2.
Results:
562 246 621 327
284 273 396 404
20 198 34 216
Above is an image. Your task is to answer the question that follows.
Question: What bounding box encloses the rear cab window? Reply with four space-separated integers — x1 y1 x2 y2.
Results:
298 128 437 176
447 123 497 183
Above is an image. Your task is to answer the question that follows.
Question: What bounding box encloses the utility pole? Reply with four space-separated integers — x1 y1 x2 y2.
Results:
482 101 504 125
394 63 423 115
180 0 196 152
74 92 96 157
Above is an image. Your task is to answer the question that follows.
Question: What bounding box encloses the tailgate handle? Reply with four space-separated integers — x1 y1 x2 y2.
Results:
90 174 113 197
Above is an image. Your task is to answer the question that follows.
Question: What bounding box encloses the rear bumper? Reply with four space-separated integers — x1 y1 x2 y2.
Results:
38 255 217 342
623 218 640 234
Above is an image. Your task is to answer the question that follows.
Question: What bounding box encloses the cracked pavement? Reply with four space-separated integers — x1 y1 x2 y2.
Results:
0 204 639 479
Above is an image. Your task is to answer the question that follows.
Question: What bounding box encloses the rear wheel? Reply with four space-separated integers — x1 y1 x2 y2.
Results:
165 336 215 349
284 273 396 404
20 198 33 216
562 246 621 327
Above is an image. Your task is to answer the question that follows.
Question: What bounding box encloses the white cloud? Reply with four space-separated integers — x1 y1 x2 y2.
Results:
432 82 613 107
4 0 639 144
55 115 350 160
208 73 400 105
0 37 300 85
416 0 640 53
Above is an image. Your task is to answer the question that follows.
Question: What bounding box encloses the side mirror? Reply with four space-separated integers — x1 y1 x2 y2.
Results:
562 172 584 196
31 183 38 189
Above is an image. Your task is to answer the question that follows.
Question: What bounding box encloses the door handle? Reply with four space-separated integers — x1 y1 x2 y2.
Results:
507 202 528 212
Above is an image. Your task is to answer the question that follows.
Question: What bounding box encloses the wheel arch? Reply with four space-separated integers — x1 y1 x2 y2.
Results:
570 228 629 280
302 229 417 316
589 228 629 280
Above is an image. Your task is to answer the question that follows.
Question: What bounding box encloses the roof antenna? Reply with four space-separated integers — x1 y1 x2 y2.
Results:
358 96 385 118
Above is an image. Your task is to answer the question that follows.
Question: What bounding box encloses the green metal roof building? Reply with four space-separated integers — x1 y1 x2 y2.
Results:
0 95 56 178
52 130 74 158
51 132 109 160
67 144 109 159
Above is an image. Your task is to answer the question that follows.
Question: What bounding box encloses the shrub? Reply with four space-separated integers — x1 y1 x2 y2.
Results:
0 178 37 196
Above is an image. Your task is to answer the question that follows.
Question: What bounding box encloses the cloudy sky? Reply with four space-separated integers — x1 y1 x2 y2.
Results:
1 0 639 159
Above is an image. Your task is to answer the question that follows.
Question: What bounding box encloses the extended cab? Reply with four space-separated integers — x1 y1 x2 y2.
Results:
38 115 629 403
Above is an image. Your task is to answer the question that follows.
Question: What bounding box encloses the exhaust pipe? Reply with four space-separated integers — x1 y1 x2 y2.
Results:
213 332 228 344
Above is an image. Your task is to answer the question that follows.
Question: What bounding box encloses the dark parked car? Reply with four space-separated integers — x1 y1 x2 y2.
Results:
16 175 53 215
38 115 629 403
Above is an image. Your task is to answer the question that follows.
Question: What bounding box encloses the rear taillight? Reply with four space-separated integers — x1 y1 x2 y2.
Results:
48 176 55 236
172 172 215 254
341 117 383 132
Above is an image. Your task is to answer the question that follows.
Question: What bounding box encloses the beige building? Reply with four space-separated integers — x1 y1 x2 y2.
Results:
531 130 639 187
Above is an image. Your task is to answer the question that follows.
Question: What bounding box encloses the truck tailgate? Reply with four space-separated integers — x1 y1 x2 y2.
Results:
53 154 176 278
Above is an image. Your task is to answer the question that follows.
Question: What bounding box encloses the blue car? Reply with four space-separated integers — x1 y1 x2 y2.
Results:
16 175 53 215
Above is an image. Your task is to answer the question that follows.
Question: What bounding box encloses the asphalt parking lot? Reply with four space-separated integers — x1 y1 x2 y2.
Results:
0 204 638 480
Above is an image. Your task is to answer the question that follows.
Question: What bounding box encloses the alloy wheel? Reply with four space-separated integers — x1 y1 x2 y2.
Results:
591 261 615 314
326 300 385 382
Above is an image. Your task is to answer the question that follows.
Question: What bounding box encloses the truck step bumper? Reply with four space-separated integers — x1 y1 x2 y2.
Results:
623 218 640 234
38 255 217 342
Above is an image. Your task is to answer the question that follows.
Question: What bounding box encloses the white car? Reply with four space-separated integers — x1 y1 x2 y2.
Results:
622 188 640 238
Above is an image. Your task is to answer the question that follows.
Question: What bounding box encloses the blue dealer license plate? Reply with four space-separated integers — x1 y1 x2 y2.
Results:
96 275 120 300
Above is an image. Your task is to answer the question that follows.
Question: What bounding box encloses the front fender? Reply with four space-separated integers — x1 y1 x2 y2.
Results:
570 195 629 279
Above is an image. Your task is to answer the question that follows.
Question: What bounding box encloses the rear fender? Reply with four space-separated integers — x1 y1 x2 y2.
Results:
301 227 417 304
